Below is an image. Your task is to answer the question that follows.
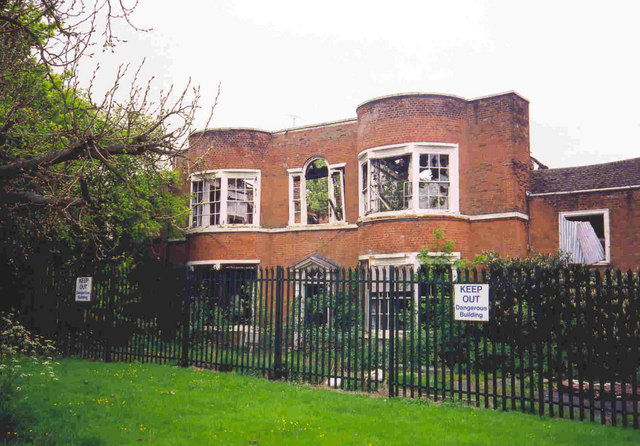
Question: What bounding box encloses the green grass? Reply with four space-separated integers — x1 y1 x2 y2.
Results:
4 358 640 445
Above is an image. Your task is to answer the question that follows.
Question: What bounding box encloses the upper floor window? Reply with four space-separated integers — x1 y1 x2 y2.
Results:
190 170 260 228
288 158 345 226
358 143 459 218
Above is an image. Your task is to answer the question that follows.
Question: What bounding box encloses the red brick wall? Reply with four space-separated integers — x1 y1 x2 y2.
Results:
529 189 640 270
465 94 530 215
469 218 529 259
178 93 532 268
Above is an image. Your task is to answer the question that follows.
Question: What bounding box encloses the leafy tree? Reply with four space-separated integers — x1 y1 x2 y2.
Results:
0 1 210 307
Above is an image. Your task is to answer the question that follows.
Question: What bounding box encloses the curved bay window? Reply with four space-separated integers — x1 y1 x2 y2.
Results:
359 143 459 218
288 158 345 226
190 170 260 229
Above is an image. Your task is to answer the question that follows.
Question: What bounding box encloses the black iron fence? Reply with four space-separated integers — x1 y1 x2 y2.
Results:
28 263 640 428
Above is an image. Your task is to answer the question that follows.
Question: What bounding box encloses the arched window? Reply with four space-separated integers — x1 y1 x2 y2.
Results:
289 158 345 225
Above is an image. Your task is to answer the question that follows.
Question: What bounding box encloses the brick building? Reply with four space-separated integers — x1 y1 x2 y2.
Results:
169 92 640 273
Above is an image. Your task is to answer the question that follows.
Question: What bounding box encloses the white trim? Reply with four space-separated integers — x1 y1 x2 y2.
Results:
528 184 640 197
187 259 260 269
189 224 359 234
467 212 529 221
558 209 610 265
190 169 261 180
357 211 528 224
188 211 528 234
358 142 460 218
357 251 461 264
357 142 458 159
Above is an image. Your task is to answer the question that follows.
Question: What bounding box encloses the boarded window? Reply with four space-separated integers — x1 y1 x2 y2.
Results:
560 213 607 264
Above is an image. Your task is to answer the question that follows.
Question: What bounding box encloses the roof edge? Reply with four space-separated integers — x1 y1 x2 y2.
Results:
356 90 529 111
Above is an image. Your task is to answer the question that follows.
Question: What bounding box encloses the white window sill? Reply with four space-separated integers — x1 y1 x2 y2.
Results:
188 224 358 234
189 225 261 233
285 223 357 232
358 210 461 223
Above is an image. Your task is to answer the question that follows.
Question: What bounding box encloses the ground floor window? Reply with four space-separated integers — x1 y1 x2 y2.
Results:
188 261 259 324
293 254 341 327
359 253 419 334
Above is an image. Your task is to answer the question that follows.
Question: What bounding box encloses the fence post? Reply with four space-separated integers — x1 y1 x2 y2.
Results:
272 266 285 379
388 266 396 398
180 266 191 368
104 267 113 363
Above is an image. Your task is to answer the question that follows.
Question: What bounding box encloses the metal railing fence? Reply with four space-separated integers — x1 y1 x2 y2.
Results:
29 263 640 428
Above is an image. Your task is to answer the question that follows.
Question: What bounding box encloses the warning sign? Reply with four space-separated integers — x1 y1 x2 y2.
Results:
75 277 92 302
454 284 489 322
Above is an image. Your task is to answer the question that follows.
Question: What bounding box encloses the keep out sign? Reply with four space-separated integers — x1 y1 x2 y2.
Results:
453 284 489 322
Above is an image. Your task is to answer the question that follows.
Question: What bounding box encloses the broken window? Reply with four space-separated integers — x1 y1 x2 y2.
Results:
190 170 260 228
305 159 330 224
292 175 302 224
227 178 255 224
559 210 609 264
289 159 345 225
359 143 458 217
369 155 411 213
419 154 449 210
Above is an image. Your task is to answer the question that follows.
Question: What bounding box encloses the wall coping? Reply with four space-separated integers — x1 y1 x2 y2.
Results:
356 90 529 112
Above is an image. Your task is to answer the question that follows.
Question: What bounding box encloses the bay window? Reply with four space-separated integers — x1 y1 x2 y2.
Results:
359 143 459 218
190 170 260 228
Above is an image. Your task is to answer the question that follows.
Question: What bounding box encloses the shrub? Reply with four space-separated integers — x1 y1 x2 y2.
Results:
0 312 58 441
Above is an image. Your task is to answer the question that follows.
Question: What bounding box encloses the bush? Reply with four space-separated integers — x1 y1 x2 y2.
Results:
0 312 58 441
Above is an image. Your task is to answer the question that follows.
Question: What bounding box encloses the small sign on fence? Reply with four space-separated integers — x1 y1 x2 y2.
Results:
454 284 489 322
75 277 93 302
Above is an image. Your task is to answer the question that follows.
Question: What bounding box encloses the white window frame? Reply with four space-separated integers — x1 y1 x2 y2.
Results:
359 252 460 338
186 259 261 270
190 169 261 229
288 159 346 226
558 209 610 265
358 143 459 219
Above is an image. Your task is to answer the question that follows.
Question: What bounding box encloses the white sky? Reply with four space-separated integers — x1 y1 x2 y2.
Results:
84 0 640 168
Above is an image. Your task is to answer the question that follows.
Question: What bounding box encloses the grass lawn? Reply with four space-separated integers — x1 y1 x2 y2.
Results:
3 358 639 445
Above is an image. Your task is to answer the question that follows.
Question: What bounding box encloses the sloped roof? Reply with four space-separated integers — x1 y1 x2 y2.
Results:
530 157 640 194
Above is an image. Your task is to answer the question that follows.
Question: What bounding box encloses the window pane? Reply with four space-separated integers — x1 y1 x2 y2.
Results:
226 176 256 225
361 163 369 214
292 175 301 224
419 153 450 210
369 155 411 213
209 178 221 225
331 170 344 222
191 180 204 227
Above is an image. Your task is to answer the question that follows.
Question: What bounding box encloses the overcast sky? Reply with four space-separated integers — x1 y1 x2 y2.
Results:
85 0 640 168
